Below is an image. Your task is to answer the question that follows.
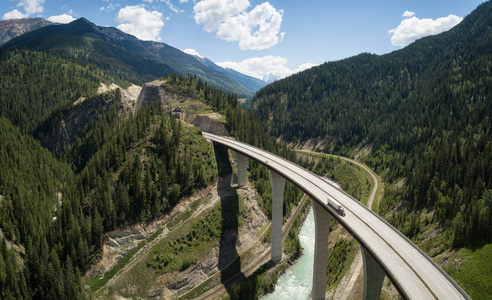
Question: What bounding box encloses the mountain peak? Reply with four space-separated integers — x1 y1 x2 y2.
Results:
263 72 278 84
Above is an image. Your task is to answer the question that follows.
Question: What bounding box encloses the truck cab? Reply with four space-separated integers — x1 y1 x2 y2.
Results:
338 206 346 217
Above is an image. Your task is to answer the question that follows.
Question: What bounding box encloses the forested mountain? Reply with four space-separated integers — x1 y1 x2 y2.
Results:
0 41 298 298
0 17 259 98
0 49 133 135
252 1 492 248
0 96 219 298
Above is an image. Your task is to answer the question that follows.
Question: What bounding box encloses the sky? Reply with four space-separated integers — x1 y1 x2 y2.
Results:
1 0 486 81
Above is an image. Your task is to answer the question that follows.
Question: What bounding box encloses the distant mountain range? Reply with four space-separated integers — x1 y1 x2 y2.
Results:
0 17 264 98
190 54 267 93
0 17 53 45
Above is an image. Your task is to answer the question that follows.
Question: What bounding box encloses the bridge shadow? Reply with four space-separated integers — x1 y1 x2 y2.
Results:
213 144 248 297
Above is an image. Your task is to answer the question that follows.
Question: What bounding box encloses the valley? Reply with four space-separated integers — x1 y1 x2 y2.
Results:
0 1 491 299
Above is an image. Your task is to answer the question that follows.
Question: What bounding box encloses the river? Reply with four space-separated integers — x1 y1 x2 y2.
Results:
262 209 315 300
262 179 339 300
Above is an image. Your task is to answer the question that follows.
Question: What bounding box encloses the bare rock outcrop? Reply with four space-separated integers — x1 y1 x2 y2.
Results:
190 115 230 136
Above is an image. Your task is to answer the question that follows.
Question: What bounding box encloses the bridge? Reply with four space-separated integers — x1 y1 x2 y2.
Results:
203 132 470 300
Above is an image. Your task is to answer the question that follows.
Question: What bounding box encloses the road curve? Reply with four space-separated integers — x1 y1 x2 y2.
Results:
203 132 469 300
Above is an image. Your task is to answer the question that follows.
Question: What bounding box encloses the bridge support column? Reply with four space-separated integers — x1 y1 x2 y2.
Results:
236 152 248 187
362 246 385 300
312 200 332 300
269 170 285 263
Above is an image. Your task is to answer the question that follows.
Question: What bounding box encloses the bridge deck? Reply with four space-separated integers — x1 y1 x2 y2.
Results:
203 132 469 300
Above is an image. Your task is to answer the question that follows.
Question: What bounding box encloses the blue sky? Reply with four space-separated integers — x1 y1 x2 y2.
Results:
1 0 486 80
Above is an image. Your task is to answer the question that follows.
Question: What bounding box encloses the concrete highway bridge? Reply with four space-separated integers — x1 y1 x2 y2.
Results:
203 132 470 300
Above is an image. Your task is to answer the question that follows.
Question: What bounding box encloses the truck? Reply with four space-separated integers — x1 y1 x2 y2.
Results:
327 195 346 217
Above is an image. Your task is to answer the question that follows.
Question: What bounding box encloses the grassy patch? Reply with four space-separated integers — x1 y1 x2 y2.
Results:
444 244 492 299
148 204 222 273
167 200 201 229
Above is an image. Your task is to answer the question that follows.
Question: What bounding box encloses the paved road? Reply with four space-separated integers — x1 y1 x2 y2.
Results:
203 132 469 300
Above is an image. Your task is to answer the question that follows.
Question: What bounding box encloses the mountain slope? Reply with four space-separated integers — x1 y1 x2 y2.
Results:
193 55 267 93
0 18 173 86
0 17 52 45
253 1 492 247
0 17 258 98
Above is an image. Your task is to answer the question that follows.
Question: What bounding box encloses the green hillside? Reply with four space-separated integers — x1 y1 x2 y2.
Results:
0 57 298 299
252 0 492 253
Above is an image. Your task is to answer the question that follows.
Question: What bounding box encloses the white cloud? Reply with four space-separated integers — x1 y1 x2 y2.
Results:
216 2 284 50
182 48 204 58
2 9 29 20
115 5 164 41
163 0 183 14
193 0 284 50
179 0 188 3
99 3 115 12
402 11 415 18
294 63 317 73
2 0 44 19
194 0 250 32
18 0 44 15
47 13 76 24
389 13 463 46
216 56 317 80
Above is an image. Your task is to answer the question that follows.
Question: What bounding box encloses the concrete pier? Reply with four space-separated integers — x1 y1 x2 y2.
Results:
362 246 386 300
312 200 332 300
236 152 248 187
269 170 285 263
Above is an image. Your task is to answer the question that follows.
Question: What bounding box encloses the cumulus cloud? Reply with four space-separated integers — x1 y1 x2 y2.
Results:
194 0 250 32
402 11 415 18
216 56 317 81
18 0 44 15
182 48 204 58
217 2 284 50
2 9 29 20
389 13 463 46
47 13 76 24
115 5 164 41
294 63 317 73
2 0 44 19
193 0 284 50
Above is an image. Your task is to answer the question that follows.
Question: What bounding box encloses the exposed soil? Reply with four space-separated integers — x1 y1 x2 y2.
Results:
83 183 218 281
163 183 269 299
89 157 269 299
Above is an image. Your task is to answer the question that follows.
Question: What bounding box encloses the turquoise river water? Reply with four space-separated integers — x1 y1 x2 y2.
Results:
262 179 339 300
262 209 315 300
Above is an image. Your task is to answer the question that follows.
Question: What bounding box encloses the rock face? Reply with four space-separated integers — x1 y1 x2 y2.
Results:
37 83 139 154
190 115 230 136
37 90 119 154
0 18 52 45
135 80 231 136
134 80 164 112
